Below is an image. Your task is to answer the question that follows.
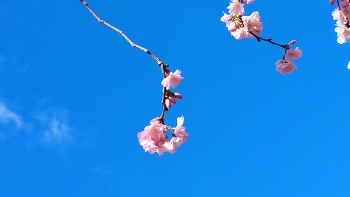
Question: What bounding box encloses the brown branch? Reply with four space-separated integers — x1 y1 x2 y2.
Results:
79 0 169 124
249 31 295 61
249 31 286 49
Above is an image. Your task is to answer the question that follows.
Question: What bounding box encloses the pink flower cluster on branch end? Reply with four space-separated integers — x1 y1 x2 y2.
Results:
275 47 302 74
220 0 302 75
137 116 188 156
137 66 185 155
138 68 186 156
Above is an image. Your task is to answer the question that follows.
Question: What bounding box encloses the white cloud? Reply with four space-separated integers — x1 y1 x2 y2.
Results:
0 98 75 147
43 118 71 143
0 103 23 128
36 110 73 144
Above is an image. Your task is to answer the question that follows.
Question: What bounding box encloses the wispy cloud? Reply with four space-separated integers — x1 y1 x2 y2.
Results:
0 102 23 128
36 109 73 144
43 118 71 143
0 100 74 146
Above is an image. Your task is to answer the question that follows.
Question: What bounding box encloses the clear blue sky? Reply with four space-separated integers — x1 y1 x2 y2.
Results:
1 0 350 196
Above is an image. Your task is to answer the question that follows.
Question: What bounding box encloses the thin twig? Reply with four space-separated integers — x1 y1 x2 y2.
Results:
79 0 169 124
249 31 286 49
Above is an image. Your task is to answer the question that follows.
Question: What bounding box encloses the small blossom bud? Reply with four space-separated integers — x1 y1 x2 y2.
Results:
169 96 176 104
288 40 296 45
174 92 183 99
165 99 171 109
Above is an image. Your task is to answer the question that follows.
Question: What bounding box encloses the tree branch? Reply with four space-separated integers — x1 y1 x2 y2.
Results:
79 0 169 124
249 31 286 49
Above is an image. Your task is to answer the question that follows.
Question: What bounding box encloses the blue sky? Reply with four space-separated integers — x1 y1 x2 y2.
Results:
1 0 350 196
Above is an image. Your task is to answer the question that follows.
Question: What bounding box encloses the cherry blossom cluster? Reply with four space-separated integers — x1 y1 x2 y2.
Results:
330 0 350 44
137 70 187 155
275 43 302 75
220 0 262 39
220 0 302 75
137 116 188 156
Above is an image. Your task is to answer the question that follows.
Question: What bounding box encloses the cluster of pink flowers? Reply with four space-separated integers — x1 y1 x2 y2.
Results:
221 0 302 74
330 0 350 44
138 68 186 155
137 116 188 155
220 0 262 39
275 46 302 75
161 69 183 109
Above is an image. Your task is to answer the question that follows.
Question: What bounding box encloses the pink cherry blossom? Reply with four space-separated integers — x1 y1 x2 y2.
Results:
228 22 238 33
158 138 177 155
174 116 188 142
285 47 302 62
332 8 350 25
137 119 167 154
232 28 247 39
137 117 188 155
335 25 350 44
154 116 188 155
221 0 262 39
161 69 183 90
275 48 302 75
220 12 232 25
331 6 350 44
227 0 244 15
275 60 297 75
228 11 263 39
245 11 263 37
157 136 187 155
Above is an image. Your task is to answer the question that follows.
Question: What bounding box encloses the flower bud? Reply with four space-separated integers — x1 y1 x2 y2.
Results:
169 96 176 104
173 92 183 99
288 40 296 45
165 99 171 109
